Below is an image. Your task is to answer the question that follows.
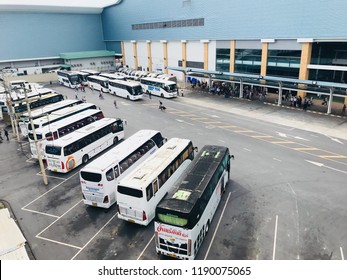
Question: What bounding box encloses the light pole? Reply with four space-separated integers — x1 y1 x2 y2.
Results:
24 88 48 185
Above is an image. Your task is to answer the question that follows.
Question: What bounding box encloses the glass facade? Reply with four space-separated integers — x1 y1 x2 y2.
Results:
309 42 347 83
234 49 261 74
216 49 230 72
266 50 301 78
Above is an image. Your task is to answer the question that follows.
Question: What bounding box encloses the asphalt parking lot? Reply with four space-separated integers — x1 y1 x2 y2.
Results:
1 83 346 260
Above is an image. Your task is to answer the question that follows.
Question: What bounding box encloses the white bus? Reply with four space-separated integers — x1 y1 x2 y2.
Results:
81 69 100 76
87 75 109 93
45 118 124 173
27 102 98 133
100 73 125 81
140 77 178 98
116 138 196 226
57 70 80 88
75 71 89 86
19 99 83 137
109 80 143 100
155 145 232 260
29 109 104 159
80 130 167 208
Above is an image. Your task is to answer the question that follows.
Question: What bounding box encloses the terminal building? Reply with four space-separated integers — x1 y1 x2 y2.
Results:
1 0 347 103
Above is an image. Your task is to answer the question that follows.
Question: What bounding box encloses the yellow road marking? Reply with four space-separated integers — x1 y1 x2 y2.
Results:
293 147 319 151
234 130 254 133
271 141 295 144
319 155 347 159
251 135 273 138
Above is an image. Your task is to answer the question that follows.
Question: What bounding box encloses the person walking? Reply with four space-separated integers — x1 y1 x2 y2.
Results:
114 99 118 109
4 129 9 141
148 91 152 99
342 104 346 116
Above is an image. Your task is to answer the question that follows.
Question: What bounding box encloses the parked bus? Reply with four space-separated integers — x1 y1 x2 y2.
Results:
140 77 178 98
27 102 98 133
80 130 167 208
19 99 83 137
75 71 89 86
109 80 143 100
1 92 64 125
100 73 125 81
45 117 124 173
87 75 109 93
29 109 104 159
116 138 196 226
57 70 79 88
81 69 100 76
155 145 232 260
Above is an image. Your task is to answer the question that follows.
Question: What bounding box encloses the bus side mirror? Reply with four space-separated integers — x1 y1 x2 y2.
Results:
230 155 235 160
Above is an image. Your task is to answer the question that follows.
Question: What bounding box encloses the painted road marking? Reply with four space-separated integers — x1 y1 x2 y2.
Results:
273 215 278 260
251 135 273 138
293 147 319 151
137 235 155 260
204 192 231 260
340 247 344 260
71 213 118 260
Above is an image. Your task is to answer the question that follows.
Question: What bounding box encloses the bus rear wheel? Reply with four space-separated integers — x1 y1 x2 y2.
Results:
127 95 130 99
82 155 89 164
113 137 119 145
161 93 164 97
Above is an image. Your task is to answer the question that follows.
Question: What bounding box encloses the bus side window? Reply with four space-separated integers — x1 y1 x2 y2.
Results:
153 180 158 194
146 184 153 201
106 168 115 181
114 165 120 178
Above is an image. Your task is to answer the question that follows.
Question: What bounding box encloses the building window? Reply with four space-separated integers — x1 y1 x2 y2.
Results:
132 18 204 30
234 49 262 74
266 49 301 78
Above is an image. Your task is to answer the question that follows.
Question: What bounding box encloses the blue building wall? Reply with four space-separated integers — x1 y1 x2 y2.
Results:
102 0 347 41
0 12 106 60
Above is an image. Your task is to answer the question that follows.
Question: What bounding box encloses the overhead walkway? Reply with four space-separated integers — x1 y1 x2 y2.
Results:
167 66 347 115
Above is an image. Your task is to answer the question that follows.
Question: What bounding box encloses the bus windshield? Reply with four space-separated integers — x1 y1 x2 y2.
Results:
132 86 142 95
166 83 177 92
70 75 79 84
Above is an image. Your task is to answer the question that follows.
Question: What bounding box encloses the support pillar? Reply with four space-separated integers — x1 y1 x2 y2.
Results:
260 42 268 77
229 40 236 73
182 40 187 82
146 40 152 72
161 40 168 74
131 40 138 70
298 42 313 98
201 40 209 70
121 41 126 67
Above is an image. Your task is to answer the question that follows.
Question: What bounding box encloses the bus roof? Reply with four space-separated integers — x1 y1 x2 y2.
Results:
109 79 141 87
13 92 59 107
10 88 54 101
22 99 82 118
157 145 229 214
140 77 176 85
118 138 192 191
46 118 118 147
80 129 161 173
87 75 109 81
32 102 96 125
33 109 102 133
81 69 100 75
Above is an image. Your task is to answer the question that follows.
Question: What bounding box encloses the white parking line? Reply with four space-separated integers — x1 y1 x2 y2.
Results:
340 247 344 260
22 171 79 210
36 235 82 250
137 235 155 260
23 208 60 219
71 213 118 260
272 215 278 260
204 192 231 260
36 173 65 180
273 158 282 162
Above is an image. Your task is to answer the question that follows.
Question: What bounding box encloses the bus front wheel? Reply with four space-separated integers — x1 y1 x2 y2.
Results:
82 155 89 164
161 93 164 97
205 221 210 234
113 137 119 145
